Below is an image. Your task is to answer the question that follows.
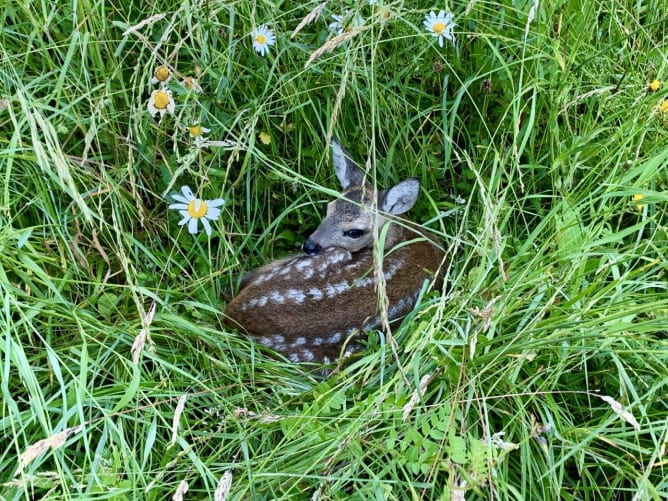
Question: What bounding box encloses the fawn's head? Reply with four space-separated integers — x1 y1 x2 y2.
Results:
302 139 420 256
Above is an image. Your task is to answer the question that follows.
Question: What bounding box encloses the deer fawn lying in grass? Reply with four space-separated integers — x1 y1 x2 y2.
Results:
224 139 444 363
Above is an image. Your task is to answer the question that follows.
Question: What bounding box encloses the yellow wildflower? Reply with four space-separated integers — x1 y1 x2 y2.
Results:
258 131 271 145
649 79 662 92
632 194 644 211
659 99 668 113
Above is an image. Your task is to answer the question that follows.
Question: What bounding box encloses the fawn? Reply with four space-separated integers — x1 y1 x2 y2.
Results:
224 139 444 363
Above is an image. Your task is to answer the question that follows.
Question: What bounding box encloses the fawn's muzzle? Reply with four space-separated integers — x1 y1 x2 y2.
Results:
302 239 322 256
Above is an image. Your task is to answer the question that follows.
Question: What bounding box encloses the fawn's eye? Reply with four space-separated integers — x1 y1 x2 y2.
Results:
343 229 365 239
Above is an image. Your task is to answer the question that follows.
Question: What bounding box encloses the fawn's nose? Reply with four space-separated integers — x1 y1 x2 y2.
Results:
302 239 322 256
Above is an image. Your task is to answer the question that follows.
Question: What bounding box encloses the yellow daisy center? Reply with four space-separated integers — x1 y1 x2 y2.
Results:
155 66 170 82
153 90 170 110
187 199 208 219
189 125 204 137
256 34 266 44
433 22 446 34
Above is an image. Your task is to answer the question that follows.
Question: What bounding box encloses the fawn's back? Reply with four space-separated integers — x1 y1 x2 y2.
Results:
223 139 444 363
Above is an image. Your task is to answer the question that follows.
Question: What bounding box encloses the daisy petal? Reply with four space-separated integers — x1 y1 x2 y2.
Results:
208 198 225 208
168 203 188 210
181 186 194 200
188 217 199 234
201 218 212 236
206 207 221 220
172 194 190 203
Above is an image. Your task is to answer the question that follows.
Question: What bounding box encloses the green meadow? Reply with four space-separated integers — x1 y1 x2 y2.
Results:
1 0 667 499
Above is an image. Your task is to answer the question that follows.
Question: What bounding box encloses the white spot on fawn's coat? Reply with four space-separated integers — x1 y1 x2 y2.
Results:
286 289 306 304
296 260 311 271
325 280 349 298
328 332 342 344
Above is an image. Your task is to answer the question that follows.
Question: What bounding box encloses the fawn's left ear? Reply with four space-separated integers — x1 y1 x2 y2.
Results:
331 138 366 189
379 177 420 215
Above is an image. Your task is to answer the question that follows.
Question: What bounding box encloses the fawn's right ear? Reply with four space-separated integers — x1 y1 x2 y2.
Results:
379 177 420 215
331 138 366 189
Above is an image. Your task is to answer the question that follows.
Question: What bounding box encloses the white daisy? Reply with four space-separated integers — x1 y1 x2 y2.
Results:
147 88 175 118
169 186 225 236
250 25 276 56
328 12 363 36
151 65 172 86
181 76 202 93
423 10 455 47
189 124 211 148
328 14 346 35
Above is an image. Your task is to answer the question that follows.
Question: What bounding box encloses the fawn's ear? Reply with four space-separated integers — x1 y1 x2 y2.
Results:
331 138 366 189
379 177 420 215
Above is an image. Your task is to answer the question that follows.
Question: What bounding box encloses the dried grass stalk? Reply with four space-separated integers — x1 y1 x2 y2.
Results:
172 479 189 501
305 29 360 67
132 301 157 364
600 395 641 431
214 471 233 501
292 1 328 39
170 395 188 448
17 425 84 474
123 14 166 36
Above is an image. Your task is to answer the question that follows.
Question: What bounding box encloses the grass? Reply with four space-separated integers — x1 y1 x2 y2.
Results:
1 0 667 499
